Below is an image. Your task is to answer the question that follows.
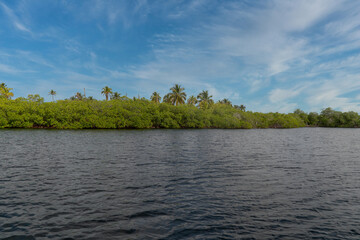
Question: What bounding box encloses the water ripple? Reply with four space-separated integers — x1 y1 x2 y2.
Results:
1 128 360 239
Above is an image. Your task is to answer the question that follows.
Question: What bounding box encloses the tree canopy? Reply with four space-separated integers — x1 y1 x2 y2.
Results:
101 86 113 101
0 82 358 129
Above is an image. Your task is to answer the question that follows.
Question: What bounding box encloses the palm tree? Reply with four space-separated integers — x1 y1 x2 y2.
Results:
162 93 171 103
0 83 14 99
111 92 121 100
219 98 232 106
0 83 6 97
197 90 213 104
197 90 214 109
150 92 161 103
48 89 56 101
187 95 197 105
234 104 246 111
101 86 112 101
168 84 186 106
239 104 246 111
75 92 83 100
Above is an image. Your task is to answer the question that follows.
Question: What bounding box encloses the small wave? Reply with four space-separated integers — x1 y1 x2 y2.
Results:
127 210 168 219
1 236 35 240
124 184 161 190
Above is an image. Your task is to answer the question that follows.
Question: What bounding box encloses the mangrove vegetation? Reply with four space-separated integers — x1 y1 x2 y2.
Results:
0 83 359 129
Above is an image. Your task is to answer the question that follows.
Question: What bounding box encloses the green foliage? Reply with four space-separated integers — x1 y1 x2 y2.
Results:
48 89 56 101
187 95 197 106
0 83 14 99
2 95 359 129
292 107 360 128
27 94 44 103
166 84 186 105
101 86 113 101
0 98 310 129
197 90 214 109
150 92 161 103
317 107 360 127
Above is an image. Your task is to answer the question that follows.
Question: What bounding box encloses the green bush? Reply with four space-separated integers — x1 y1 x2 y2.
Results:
0 98 311 129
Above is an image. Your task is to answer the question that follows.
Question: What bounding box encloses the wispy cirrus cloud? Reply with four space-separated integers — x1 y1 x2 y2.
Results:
0 2 32 33
1 0 360 112
0 63 22 74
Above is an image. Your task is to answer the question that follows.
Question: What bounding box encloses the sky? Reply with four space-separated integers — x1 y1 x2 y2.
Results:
1 0 360 112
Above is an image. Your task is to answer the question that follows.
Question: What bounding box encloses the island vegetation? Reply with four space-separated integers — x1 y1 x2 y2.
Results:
0 82 359 129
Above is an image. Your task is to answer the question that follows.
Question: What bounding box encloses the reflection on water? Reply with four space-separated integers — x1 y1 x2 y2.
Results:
1 128 360 239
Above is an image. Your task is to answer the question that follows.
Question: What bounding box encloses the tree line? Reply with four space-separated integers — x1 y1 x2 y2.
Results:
1 82 359 129
47 84 246 111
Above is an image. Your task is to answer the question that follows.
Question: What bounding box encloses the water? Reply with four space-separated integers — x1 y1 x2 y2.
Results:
0 128 360 239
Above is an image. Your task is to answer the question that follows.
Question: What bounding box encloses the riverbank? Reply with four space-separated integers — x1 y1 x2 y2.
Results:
0 98 358 129
0 98 306 129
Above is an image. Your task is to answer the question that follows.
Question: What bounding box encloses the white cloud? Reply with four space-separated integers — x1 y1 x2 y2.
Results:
269 88 300 103
0 63 21 74
0 2 32 33
124 0 344 105
305 74 360 112
2 0 360 111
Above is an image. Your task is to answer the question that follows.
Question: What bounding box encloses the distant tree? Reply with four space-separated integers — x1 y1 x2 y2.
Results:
167 84 186 105
27 94 44 103
187 95 197 106
111 92 121 100
319 107 340 127
234 104 246 111
0 83 14 99
163 93 172 104
219 98 232 106
150 92 161 103
101 86 113 101
75 92 83 100
48 89 56 101
87 96 94 100
293 108 309 125
197 90 213 109
308 112 319 126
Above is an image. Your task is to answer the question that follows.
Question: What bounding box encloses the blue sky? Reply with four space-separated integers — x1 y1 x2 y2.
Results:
1 0 360 112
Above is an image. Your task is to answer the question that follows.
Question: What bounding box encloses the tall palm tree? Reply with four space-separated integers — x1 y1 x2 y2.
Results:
111 92 121 100
0 83 6 97
0 83 14 99
187 95 197 105
101 86 112 101
168 84 186 106
197 90 213 105
219 98 232 105
163 93 171 104
234 104 246 111
73 92 83 100
150 92 161 103
239 104 246 111
48 89 56 101
197 90 214 109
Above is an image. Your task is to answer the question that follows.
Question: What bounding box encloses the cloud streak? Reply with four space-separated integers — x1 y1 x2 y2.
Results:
1 0 360 112
0 2 32 33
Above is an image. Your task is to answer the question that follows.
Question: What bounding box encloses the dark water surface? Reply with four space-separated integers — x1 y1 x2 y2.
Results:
1 128 360 239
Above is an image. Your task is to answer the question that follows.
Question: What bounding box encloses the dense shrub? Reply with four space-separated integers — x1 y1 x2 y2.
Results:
0 98 310 129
